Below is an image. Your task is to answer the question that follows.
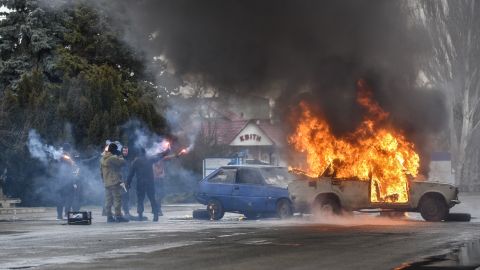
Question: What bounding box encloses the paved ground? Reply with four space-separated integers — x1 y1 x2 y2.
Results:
0 194 480 270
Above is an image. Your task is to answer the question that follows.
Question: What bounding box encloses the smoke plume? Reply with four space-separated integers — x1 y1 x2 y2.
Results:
27 129 104 206
111 0 446 172
121 119 199 202
27 130 64 164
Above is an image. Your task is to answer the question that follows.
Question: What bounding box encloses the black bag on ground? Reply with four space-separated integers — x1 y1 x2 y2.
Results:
67 211 92 225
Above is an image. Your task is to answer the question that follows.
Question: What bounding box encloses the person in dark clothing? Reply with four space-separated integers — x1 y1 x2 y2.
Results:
127 148 169 222
120 146 139 220
56 144 81 220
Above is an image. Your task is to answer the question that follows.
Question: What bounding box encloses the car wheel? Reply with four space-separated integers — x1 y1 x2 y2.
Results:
314 194 341 216
276 199 293 219
207 199 225 220
419 194 448 222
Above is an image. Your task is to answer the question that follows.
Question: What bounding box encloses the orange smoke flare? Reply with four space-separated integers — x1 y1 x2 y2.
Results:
289 79 420 203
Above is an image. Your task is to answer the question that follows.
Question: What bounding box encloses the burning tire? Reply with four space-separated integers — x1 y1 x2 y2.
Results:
419 194 448 222
207 199 225 220
313 194 342 216
276 199 293 219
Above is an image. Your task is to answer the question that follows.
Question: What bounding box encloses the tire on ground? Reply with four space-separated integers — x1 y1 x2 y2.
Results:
418 193 448 222
445 213 471 222
276 199 293 219
192 209 210 220
207 199 225 220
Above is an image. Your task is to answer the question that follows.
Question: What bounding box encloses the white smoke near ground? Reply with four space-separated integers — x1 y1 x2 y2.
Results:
309 212 414 226
26 129 104 208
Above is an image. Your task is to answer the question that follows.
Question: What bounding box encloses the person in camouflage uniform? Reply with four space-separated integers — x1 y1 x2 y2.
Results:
100 143 129 223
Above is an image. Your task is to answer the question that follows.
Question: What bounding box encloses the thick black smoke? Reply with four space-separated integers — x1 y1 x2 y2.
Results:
113 0 446 172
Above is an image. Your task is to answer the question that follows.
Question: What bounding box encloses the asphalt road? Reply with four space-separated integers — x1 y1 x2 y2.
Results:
1 195 480 270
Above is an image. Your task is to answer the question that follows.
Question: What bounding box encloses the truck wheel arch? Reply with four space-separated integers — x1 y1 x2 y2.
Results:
312 192 342 214
417 192 448 208
417 192 449 221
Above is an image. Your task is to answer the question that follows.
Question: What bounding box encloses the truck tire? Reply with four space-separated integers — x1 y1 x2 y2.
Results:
314 194 341 216
207 199 225 220
276 199 293 219
419 194 448 222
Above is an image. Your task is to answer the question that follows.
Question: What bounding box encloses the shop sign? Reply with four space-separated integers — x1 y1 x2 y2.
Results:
239 134 262 142
230 123 273 146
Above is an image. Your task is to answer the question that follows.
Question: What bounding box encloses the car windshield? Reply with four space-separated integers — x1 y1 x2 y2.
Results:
260 167 295 188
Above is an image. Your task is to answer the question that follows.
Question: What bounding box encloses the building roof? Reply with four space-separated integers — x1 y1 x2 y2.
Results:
256 120 284 146
202 119 284 147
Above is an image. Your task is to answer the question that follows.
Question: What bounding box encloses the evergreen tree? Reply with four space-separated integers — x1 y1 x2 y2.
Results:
0 0 167 204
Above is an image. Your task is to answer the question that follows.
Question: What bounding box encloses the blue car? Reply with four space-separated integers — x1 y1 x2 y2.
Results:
195 165 295 220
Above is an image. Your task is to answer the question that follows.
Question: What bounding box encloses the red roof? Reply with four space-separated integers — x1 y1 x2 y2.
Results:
257 121 285 146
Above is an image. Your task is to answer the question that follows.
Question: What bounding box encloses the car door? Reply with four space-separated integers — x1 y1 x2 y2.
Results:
202 168 237 210
232 167 268 213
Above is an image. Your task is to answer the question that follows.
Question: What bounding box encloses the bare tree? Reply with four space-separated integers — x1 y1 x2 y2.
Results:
415 0 480 190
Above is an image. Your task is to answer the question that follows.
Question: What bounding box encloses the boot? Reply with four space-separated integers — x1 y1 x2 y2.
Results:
115 215 129 223
153 213 159 222
107 216 115 223
137 213 145 221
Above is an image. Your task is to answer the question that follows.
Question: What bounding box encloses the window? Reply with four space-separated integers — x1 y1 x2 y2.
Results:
208 169 236 184
237 168 264 185
260 167 295 188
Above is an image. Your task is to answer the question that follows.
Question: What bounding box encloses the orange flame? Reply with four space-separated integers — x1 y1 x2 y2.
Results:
289 79 419 203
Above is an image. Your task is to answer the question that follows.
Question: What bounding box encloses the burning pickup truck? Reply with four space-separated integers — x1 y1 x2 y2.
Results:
286 80 463 222
288 174 460 221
